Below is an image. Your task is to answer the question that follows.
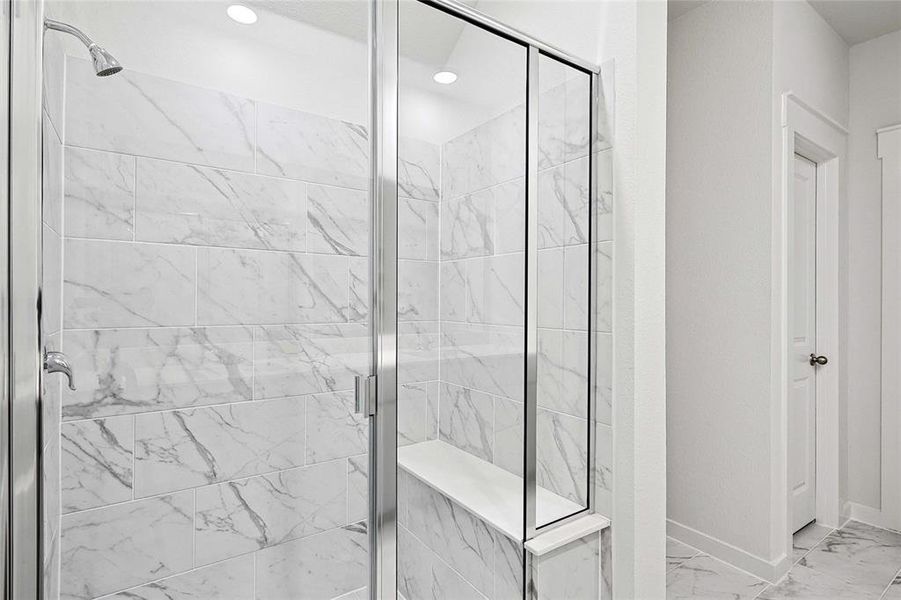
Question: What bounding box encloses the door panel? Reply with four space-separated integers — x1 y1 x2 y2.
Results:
789 154 817 533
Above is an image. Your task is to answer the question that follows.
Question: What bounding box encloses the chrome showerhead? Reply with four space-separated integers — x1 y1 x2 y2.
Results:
88 43 123 77
44 18 124 77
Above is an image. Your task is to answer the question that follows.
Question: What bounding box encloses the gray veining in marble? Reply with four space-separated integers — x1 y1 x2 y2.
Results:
596 332 613 426
399 197 439 261
43 224 62 336
791 521 832 562
595 149 614 242
62 326 253 420
105 556 253 600
537 408 588 506
465 254 525 327
440 261 467 322
398 260 439 322
666 555 767 600
197 247 348 325
538 248 564 329
60 491 193 600
537 329 589 419
440 322 524 402
66 57 255 171
492 178 527 255
494 396 524 477
346 454 368 525
135 157 305 251
65 146 135 241
194 460 346 564
255 522 368 600
397 321 440 384
666 538 699 572
348 257 369 323
535 534 599 600
595 423 613 516
256 103 368 190
134 396 304 496
398 525 487 600
61 416 133 513
306 391 368 464
42 111 63 234
441 191 495 260
595 242 614 333
307 184 368 256
439 382 494 463
399 136 441 202
254 323 368 399
562 244 589 331
759 562 884 600
399 382 431 447
64 239 195 329
564 73 592 163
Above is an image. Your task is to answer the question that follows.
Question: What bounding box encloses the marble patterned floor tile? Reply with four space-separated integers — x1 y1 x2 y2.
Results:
197 248 348 325
306 391 368 464
194 461 346 564
254 323 369 400
799 521 901 589
666 538 699 572
66 56 255 171
134 396 305 497
59 491 193 600
135 157 305 251
104 555 254 599
255 522 368 600
60 416 133 513
256 103 368 190
64 146 135 241
792 521 832 562
64 239 195 329
759 561 886 600
666 555 767 600
62 326 253 420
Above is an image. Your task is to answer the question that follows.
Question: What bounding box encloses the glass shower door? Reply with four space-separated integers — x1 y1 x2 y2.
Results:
39 2 374 598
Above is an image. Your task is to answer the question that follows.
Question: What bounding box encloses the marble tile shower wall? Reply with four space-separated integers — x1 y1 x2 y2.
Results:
436 74 614 514
48 56 440 600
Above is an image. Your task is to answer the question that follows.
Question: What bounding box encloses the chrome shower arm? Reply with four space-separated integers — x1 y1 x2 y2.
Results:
44 18 94 49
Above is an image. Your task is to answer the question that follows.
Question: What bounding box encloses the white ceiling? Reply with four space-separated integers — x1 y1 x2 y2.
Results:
808 0 901 45
668 0 901 45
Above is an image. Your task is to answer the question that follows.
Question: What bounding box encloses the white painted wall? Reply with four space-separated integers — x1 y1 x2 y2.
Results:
667 0 849 580
847 29 901 509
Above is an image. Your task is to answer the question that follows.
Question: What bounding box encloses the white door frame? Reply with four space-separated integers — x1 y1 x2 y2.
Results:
879 123 901 532
774 93 845 571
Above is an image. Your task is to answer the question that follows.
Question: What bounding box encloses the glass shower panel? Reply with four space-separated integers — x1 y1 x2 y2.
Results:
535 54 592 528
39 2 372 598
396 2 528 597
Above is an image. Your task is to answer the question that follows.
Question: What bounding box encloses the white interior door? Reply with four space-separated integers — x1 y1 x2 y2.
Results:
789 154 818 533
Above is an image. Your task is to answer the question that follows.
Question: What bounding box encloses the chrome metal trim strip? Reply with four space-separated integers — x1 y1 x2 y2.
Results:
587 71 600 515
418 0 600 74
8 0 43 596
1 0 10 594
369 0 398 597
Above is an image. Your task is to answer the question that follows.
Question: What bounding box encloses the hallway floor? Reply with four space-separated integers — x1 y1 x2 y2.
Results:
667 521 901 599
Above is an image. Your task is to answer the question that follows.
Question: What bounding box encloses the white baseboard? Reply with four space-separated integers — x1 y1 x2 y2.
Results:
667 519 791 583
846 502 901 532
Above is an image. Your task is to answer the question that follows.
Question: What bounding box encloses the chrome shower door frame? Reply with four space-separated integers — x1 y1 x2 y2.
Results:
4 0 45 598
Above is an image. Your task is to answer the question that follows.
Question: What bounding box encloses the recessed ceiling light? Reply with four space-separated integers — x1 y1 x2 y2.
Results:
433 71 458 85
227 4 257 24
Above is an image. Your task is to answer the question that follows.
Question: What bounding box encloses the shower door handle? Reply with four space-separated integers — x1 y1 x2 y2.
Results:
44 350 76 391
355 374 376 416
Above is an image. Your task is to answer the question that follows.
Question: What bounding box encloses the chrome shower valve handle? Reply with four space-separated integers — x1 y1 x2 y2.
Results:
44 350 76 391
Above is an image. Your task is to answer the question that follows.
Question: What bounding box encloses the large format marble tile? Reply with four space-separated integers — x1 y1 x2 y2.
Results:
348 257 369 323
439 261 467 322
441 191 495 260
256 103 368 190
439 382 494 463
66 57 255 171
133 396 305 496
397 321 440 384
399 197 439 261
398 260 439 321
595 423 613 516
60 416 133 513
306 391 368 464
443 105 526 200
666 538 698 572
562 156 591 246
758 562 885 600
535 534 599 600
798 520 901 590
196 248 348 325
538 248 564 329
399 382 433 446
564 73 592 163
59 491 193 600
596 332 613 426
255 522 368 600
537 408 588 506
537 329 589 419
62 326 253 420
399 136 440 202
307 184 368 256
194 461 346 564
537 164 568 249
538 73 567 171
42 111 63 234
792 521 832 562
105 556 253 600
398 525 487 600
403 474 495 596
254 323 368 399
347 454 368 525
494 529 524 599
666 555 767 600
64 146 135 241
440 322 524 401
465 254 525 327
64 239 195 328
135 158 305 251
595 242 614 333
492 178 527 255
595 149 614 242
493 396 523 477
562 244 589 331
